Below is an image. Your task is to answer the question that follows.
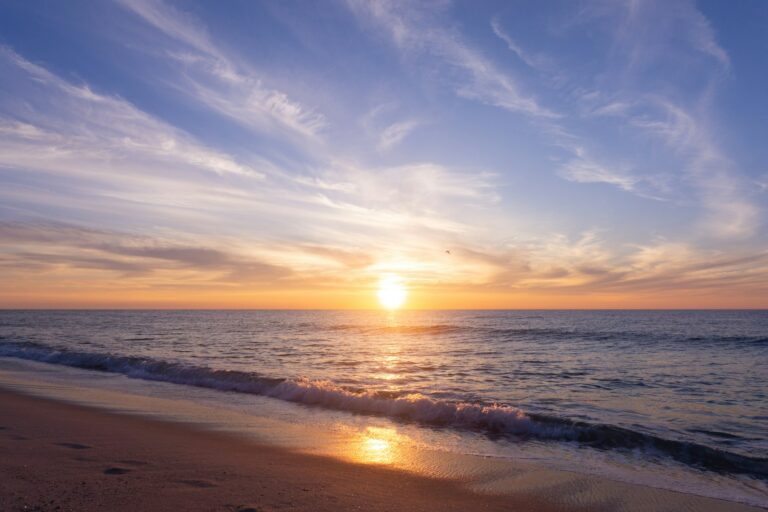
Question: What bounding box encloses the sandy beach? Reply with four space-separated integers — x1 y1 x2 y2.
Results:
1 383 765 512
0 388 559 512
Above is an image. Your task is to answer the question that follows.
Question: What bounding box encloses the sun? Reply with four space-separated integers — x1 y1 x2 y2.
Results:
377 274 407 309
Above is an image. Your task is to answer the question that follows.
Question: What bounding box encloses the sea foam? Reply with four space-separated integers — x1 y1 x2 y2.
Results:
0 339 766 479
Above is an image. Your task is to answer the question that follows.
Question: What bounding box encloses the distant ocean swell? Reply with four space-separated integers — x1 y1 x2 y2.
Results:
0 339 766 480
329 324 768 345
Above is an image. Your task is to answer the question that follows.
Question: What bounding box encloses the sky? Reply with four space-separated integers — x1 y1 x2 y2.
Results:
1 0 767 309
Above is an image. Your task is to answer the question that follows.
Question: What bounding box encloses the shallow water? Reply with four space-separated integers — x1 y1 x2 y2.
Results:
0 310 766 505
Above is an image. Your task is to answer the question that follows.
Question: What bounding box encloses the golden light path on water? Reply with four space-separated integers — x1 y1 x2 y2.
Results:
1 354 766 509
327 308 413 468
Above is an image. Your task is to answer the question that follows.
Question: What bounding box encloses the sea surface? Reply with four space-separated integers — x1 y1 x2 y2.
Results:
0 310 766 506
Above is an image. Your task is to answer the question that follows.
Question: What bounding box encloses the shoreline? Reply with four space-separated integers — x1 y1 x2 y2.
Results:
0 387 556 512
1 384 765 512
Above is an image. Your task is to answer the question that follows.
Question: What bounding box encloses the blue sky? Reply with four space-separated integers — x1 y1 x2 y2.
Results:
1 0 767 308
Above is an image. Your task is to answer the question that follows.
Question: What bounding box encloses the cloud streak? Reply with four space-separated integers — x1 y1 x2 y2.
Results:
490 17 548 72
0 44 509 296
557 147 638 192
347 0 555 119
561 0 755 236
377 119 421 151
0 221 292 284
0 47 261 182
631 99 757 237
118 0 327 140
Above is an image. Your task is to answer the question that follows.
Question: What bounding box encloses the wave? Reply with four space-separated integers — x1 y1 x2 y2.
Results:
679 335 768 346
0 340 766 480
330 324 465 335
324 324 768 346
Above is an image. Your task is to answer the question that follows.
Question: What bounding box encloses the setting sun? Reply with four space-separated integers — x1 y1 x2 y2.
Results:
377 275 407 309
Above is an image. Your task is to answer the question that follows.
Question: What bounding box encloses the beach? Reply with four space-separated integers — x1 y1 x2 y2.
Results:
0 310 767 511
1 383 765 512
0 388 549 512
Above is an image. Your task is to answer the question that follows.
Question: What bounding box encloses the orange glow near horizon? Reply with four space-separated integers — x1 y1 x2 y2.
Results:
2 275 767 310
3 287 767 309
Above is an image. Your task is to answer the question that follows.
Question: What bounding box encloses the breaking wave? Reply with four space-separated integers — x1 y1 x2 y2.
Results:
0 340 766 480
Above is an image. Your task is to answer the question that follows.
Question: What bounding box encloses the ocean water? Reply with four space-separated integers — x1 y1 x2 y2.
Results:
0 310 766 504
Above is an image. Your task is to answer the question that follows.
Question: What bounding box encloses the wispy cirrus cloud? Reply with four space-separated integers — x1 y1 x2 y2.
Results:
629 98 757 237
377 119 421 151
584 93 757 237
558 153 637 192
490 17 548 72
0 46 261 182
602 0 730 73
348 1 680 206
117 0 327 140
0 43 509 291
558 0 755 236
346 0 555 119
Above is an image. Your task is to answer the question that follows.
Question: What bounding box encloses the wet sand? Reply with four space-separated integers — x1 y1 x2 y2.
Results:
0 388 560 512
1 386 764 512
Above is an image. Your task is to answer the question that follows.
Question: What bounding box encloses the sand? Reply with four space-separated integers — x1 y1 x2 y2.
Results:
1 386 765 512
0 388 560 512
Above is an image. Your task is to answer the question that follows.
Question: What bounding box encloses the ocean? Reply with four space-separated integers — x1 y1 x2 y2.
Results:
0 310 766 506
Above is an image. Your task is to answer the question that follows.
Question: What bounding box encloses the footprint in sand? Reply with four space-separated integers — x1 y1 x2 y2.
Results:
178 479 217 488
104 467 131 475
237 506 279 512
116 459 149 466
56 442 92 450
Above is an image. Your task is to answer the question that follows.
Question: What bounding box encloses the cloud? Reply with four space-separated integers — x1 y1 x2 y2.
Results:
300 245 375 269
319 161 499 215
602 96 758 237
574 0 730 74
347 0 695 208
347 2 684 204
685 5 730 70
490 17 548 71
118 0 326 140
598 242 768 294
377 119 421 151
0 46 509 291
1 252 149 276
0 42 510 280
463 231 768 300
0 46 261 182
562 1 754 237
115 0 221 59
558 149 638 192
347 0 555 119
0 221 291 283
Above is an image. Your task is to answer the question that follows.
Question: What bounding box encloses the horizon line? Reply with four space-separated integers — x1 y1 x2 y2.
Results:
1 308 766 312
